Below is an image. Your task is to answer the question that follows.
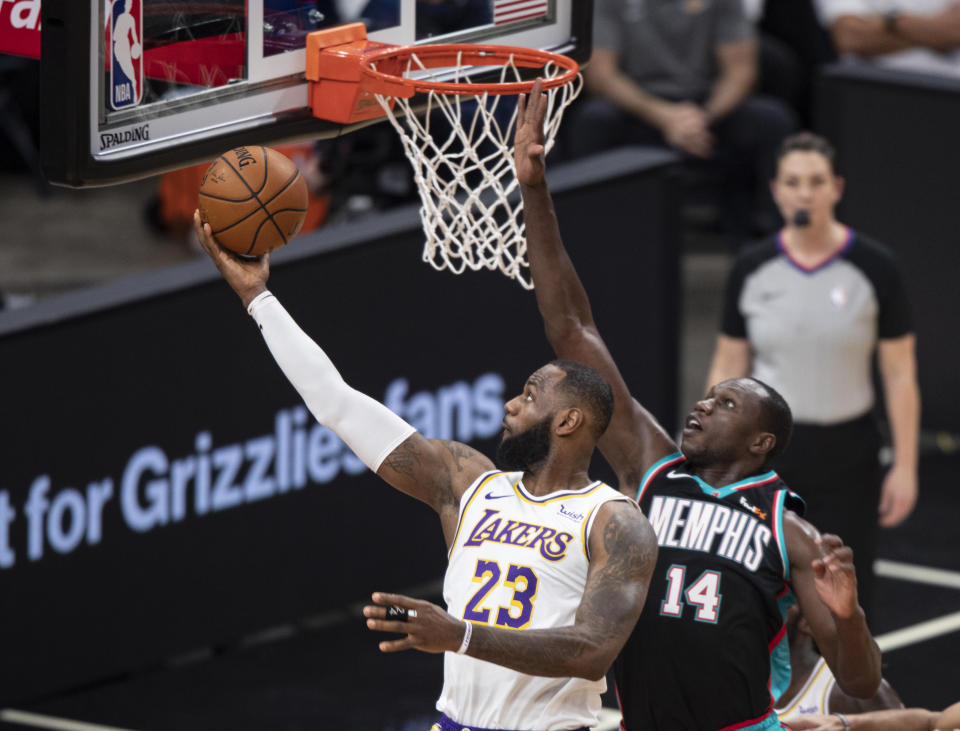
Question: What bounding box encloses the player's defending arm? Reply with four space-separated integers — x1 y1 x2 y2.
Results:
788 703 955 731
785 515 882 699
516 80 675 488
830 676 903 716
364 499 657 679
194 213 494 527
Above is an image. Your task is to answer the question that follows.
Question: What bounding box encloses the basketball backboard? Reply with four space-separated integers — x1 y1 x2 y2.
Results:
40 0 591 187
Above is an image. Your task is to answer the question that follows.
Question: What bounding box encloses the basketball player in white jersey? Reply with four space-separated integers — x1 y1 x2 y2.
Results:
191 217 658 730
776 605 902 724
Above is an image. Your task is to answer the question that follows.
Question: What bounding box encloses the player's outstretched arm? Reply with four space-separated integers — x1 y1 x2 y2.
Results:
377 436 495 540
785 514 882 699
363 500 657 679
938 700 960 730
787 706 947 731
194 213 494 522
831 676 904 716
516 81 676 489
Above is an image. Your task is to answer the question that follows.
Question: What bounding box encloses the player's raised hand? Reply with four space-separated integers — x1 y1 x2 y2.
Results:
363 591 467 654
194 209 270 308
811 534 860 620
515 77 547 187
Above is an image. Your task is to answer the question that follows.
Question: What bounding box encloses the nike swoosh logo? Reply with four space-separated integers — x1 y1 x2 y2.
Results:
485 493 512 500
666 470 694 480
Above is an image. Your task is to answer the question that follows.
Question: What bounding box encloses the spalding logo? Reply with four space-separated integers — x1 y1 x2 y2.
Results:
234 146 257 168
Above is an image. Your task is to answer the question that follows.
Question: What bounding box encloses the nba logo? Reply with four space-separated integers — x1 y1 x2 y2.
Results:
110 0 143 110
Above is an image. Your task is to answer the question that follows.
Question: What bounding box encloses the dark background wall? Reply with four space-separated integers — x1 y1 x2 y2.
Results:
0 149 680 705
817 65 960 432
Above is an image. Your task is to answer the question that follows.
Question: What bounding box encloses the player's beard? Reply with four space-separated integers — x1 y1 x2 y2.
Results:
496 416 553 471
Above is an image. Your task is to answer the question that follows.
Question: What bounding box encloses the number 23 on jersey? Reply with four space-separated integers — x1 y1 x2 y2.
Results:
463 559 539 629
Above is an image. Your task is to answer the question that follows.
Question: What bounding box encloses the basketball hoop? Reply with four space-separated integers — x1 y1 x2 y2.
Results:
307 24 582 288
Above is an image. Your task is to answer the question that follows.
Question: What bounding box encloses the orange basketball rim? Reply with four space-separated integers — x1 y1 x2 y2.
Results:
306 22 579 125
304 22 583 290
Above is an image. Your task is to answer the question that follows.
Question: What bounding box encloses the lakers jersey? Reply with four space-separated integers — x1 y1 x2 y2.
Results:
775 657 837 721
616 452 805 731
437 470 632 730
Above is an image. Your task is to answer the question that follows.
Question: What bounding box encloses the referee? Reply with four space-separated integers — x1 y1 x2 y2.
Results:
706 131 920 617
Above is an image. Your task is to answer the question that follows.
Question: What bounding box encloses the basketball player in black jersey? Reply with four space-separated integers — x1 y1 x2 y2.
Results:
516 79 882 730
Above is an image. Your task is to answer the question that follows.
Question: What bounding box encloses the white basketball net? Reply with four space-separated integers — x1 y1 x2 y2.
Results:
372 52 582 289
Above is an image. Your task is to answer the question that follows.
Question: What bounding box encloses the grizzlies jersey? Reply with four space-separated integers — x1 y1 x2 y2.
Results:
437 470 632 730
616 453 805 731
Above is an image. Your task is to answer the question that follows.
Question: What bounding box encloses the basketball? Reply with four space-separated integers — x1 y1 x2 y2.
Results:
198 145 309 256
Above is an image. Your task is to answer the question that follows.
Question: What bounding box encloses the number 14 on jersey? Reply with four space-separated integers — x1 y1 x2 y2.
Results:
660 564 723 623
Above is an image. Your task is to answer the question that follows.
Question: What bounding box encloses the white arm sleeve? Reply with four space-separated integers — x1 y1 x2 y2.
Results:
247 290 417 472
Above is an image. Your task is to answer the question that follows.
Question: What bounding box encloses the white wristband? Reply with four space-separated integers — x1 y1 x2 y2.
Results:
456 621 472 655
